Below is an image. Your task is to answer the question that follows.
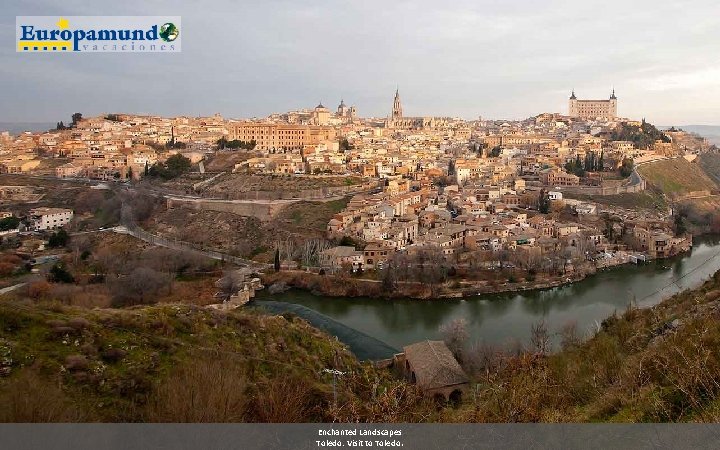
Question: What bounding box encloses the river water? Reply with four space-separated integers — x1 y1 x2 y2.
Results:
258 236 720 353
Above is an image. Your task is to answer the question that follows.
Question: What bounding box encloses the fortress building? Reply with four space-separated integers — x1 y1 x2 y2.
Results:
568 89 617 120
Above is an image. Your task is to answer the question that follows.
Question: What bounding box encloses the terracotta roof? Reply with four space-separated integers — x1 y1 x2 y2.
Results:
403 340 469 390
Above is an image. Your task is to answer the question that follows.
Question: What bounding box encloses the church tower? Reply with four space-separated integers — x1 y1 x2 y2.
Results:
568 89 578 117
392 88 403 119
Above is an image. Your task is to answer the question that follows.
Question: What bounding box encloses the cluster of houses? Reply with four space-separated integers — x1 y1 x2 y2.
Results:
321 176 690 273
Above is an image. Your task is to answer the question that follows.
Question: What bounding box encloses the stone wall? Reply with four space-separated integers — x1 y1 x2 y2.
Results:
166 196 290 221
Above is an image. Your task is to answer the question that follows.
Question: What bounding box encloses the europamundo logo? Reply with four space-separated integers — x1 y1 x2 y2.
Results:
16 16 181 52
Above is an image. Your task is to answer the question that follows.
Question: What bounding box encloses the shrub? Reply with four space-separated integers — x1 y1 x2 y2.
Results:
145 352 248 422
27 280 52 299
48 263 74 283
0 369 84 422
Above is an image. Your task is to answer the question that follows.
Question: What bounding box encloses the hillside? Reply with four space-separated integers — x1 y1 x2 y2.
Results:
637 158 718 198
5 268 720 422
0 300 434 422
699 153 720 184
449 270 720 422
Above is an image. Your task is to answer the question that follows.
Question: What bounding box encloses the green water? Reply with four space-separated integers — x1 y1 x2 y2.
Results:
260 237 720 351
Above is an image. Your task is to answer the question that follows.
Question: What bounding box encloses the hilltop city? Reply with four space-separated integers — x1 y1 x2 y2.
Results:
0 89 716 297
1 87 720 422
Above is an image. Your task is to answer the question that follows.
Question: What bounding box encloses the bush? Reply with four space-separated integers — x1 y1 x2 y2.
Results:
48 263 74 283
27 280 51 299
145 352 248 422
48 229 70 248
0 369 85 422
109 267 172 307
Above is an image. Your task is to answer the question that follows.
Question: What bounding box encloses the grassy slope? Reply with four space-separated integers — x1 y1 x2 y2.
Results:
0 300 433 423
274 197 349 232
449 270 720 422
699 153 720 184
637 158 718 197
5 267 720 422
565 189 667 211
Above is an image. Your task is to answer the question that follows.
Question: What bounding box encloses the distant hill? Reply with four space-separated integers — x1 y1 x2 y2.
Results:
0 122 54 135
637 157 718 199
661 125 720 145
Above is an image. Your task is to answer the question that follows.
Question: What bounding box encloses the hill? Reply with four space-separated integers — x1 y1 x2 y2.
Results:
637 157 718 199
448 270 720 422
0 300 433 422
5 264 720 422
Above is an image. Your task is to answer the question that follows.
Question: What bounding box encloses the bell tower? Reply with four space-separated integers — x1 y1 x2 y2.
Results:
392 88 403 119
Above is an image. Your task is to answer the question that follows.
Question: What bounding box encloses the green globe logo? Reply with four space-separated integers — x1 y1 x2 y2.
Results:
159 23 179 42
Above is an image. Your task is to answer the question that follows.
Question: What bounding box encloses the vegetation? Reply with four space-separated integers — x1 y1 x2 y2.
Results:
564 151 604 177
619 157 634 177
446 271 720 422
0 217 19 232
339 138 354 151
6 245 720 422
148 154 192 180
48 229 69 248
538 189 550 214
0 300 429 422
217 138 257 150
609 119 670 149
48 263 74 283
637 158 717 197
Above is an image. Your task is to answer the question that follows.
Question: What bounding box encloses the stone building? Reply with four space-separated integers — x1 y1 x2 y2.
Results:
393 340 469 402
568 89 618 120
386 89 451 130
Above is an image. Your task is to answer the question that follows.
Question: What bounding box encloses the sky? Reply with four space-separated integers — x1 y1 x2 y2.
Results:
2 0 720 125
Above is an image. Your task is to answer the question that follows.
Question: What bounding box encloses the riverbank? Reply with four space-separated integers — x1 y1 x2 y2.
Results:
261 269 591 300
261 242 697 300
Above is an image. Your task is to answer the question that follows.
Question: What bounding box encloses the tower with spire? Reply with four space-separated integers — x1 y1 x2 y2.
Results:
392 88 403 120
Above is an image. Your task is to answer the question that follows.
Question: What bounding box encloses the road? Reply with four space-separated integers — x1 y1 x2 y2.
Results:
0 283 26 296
112 225 270 271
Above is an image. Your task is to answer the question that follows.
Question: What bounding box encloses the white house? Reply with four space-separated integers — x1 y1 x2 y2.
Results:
29 207 74 231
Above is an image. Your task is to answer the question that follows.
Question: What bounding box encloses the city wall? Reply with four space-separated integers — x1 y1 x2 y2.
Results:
165 196 289 221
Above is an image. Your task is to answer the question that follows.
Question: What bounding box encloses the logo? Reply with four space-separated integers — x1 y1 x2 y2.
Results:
16 16 182 52
159 23 179 42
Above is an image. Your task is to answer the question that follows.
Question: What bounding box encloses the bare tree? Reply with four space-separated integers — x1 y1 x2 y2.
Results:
439 318 468 362
109 267 173 306
530 320 551 355
217 270 244 300
559 321 581 350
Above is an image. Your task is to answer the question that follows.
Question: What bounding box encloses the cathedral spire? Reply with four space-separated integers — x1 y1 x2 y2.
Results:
392 88 402 119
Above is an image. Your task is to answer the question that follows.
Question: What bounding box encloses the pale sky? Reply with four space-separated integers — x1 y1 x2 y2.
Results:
2 0 720 125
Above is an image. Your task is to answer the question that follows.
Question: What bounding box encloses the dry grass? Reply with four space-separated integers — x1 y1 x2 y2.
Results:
0 368 86 422
145 352 249 422
638 158 717 197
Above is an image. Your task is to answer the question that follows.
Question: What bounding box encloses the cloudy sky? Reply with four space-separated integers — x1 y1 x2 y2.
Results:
2 0 720 124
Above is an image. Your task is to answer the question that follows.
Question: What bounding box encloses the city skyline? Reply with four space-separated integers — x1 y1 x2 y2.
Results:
2 0 720 124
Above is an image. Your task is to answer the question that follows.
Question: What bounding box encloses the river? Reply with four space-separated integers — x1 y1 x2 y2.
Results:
256 236 720 356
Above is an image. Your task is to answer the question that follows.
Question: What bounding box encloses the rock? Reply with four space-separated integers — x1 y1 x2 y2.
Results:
268 281 289 295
